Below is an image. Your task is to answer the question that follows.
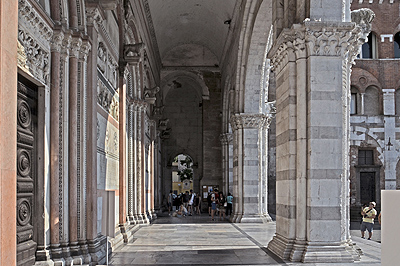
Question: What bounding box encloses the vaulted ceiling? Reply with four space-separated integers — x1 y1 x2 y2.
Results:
146 0 237 67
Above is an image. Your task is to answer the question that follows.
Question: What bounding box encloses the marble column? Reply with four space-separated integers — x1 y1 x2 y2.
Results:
68 36 82 261
141 103 150 223
220 134 230 195
49 31 63 260
230 114 272 223
0 1 18 265
118 63 127 228
128 104 136 224
267 9 374 262
133 102 141 223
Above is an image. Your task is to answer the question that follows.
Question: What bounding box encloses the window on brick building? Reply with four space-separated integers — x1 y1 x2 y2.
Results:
364 86 380 115
394 32 400 58
350 86 359 115
358 150 374 165
361 32 378 59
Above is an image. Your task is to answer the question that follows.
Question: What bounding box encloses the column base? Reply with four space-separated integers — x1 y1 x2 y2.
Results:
302 241 355 263
267 233 294 260
87 235 107 265
34 260 55 266
268 234 357 263
234 213 270 223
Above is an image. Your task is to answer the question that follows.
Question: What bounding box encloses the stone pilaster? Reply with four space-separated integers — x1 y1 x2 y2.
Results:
382 89 396 189
230 113 272 223
219 133 233 195
85 5 106 264
267 8 374 263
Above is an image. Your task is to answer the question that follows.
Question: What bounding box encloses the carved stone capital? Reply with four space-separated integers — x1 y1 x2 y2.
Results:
152 105 164 118
85 7 104 28
269 17 373 73
158 118 169 131
79 40 91 61
124 43 146 64
144 86 159 105
219 133 233 145
230 113 271 131
61 33 72 55
70 38 83 58
51 31 64 52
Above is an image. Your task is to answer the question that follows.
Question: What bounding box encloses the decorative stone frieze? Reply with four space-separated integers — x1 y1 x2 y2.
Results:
270 9 374 73
230 113 272 131
97 79 119 121
18 0 53 45
17 29 50 84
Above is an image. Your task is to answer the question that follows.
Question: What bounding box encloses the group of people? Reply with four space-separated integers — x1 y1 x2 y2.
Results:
207 189 233 221
168 189 201 217
166 188 234 221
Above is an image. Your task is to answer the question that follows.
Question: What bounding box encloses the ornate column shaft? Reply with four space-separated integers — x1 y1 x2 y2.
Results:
49 31 63 258
68 36 82 259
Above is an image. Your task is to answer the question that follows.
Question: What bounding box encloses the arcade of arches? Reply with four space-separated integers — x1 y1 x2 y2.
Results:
0 0 376 265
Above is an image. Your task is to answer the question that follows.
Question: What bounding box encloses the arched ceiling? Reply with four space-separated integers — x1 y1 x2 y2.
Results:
147 0 237 66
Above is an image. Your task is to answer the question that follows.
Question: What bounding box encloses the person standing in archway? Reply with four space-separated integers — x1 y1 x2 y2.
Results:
361 201 377 240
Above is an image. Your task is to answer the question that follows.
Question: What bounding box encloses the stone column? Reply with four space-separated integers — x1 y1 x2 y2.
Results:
267 9 374 262
220 134 230 195
127 104 136 223
133 102 141 223
230 114 272 223
49 31 63 260
360 92 365 115
77 39 91 264
118 63 127 228
0 1 18 265
141 103 150 223
383 89 396 189
68 36 82 262
85 6 105 264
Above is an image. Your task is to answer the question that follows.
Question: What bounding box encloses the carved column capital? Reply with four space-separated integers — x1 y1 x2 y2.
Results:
230 113 271 131
70 37 82 58
86 6 104 29
270 15 374 73
51 31 64 53
79 40 91 61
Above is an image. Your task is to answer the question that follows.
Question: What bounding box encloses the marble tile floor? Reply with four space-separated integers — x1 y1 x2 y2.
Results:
108 214 381 266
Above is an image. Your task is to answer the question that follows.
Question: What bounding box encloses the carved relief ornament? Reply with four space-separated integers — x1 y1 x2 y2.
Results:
18 29 50 85
18 0 53 44
230 113 272 131
219 133 233 145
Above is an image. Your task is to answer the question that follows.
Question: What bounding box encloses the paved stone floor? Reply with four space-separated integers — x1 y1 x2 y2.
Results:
108 213 381 266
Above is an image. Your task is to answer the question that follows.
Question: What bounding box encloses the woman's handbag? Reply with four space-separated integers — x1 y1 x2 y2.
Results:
224 202 227 207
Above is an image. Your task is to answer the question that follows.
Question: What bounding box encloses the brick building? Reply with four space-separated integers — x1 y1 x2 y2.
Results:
349 0 400 218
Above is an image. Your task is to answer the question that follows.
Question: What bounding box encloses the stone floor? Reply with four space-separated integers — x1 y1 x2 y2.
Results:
108 213 381 266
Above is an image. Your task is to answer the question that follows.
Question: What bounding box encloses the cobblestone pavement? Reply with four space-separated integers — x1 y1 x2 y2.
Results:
108 213 381 266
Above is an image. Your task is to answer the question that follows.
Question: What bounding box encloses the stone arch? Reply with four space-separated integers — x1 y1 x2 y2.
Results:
161 71 210 103
351 68 382 93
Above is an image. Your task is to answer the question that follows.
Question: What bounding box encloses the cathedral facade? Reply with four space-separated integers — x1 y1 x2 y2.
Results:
0 0 378 265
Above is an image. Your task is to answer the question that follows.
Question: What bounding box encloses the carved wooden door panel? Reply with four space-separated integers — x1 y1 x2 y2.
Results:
16 81 37 266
